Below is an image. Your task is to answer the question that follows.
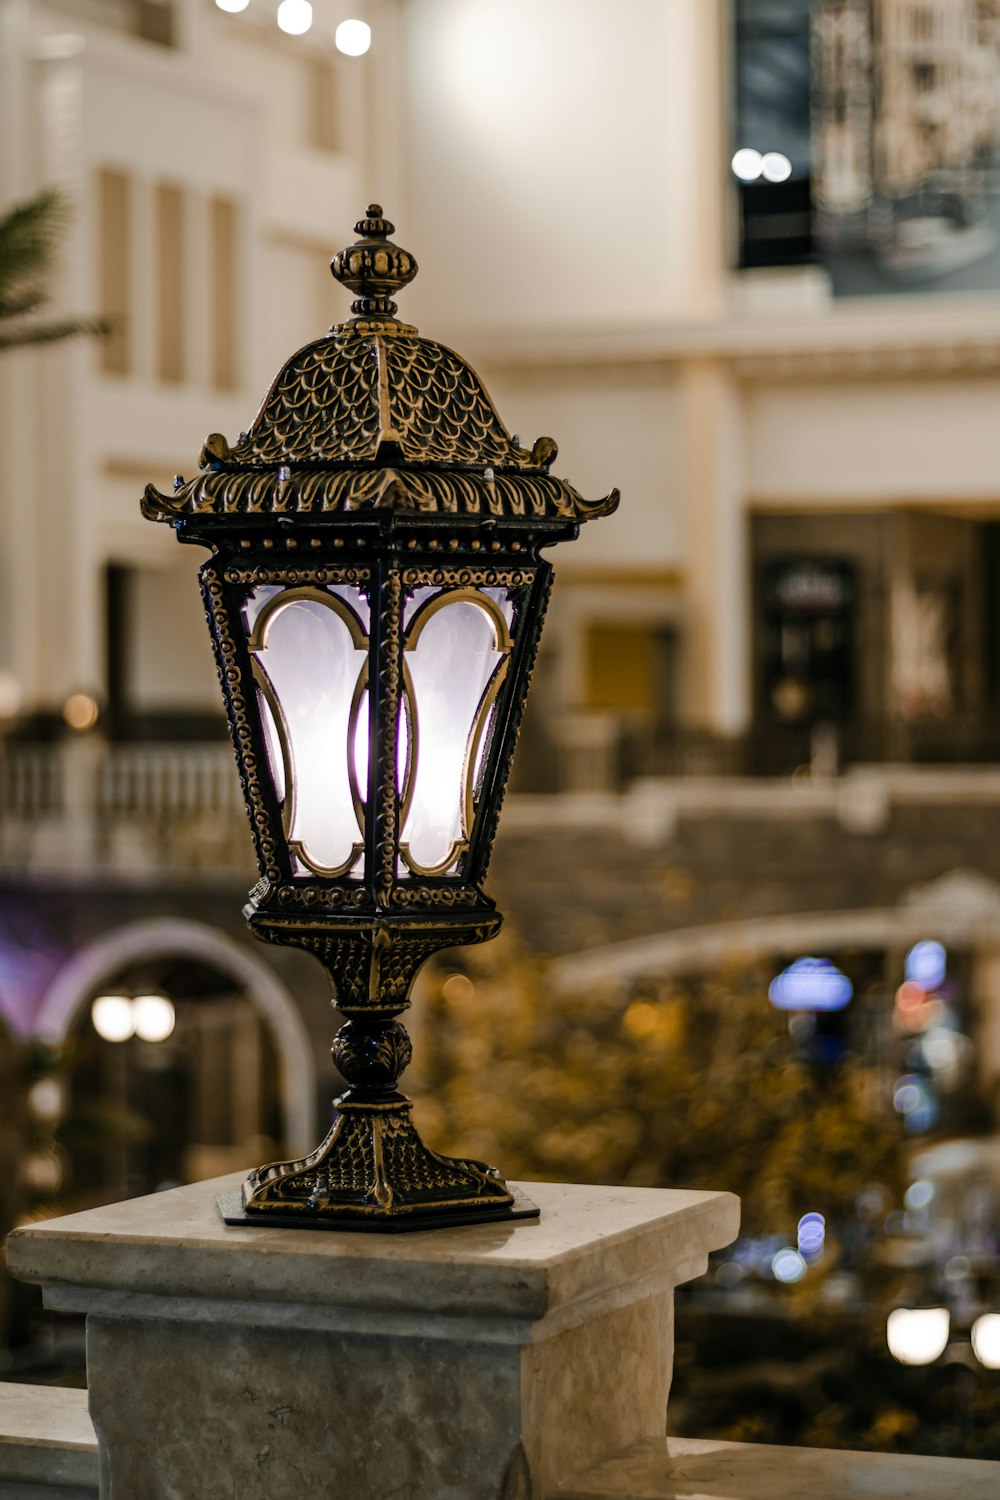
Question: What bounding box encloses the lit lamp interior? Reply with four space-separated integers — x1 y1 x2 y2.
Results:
248 584 513 881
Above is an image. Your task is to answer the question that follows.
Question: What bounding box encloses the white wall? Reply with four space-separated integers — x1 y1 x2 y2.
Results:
398 0 726 337
483 365 684 572
131 554 219 710
747 378 1000 503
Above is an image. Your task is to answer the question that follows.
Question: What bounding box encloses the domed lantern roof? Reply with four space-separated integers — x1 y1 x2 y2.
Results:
143 204 618 532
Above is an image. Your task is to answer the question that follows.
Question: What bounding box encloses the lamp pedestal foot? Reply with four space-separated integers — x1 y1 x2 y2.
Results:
229 1012 534 1231
231 1097 534 1232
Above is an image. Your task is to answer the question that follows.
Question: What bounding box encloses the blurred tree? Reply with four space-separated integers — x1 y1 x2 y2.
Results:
412 935 901 1238
0 190 108 351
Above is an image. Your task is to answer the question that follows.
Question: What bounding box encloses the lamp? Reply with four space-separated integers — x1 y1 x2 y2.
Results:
141 205 619 1229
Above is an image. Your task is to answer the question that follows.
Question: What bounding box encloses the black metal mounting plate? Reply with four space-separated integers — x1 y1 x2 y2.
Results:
216 1184 540 1234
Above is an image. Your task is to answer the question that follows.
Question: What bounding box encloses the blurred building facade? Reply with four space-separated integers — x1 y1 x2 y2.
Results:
6 0 1000 780
6 0 1000 1178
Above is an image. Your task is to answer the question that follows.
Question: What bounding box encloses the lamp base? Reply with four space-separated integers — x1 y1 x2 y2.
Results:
217 1182 540 1233
228 1097 537 1232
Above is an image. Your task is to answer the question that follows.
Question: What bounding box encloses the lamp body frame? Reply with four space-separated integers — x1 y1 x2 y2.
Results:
182 505 563 1228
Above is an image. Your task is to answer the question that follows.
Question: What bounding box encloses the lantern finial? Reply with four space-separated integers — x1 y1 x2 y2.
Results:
330 203 418 322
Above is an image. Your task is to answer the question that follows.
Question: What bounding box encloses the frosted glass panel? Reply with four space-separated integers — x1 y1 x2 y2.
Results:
256 684 286 804
249 587 368 877
401 595 509 875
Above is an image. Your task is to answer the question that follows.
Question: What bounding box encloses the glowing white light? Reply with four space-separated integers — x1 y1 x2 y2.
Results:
772 1248 807 1284
761 151 793 183
972 1314 1000 1370
215 0 250 11
133 994 176 1044
886 1307 950 1366
732 148 763 182
92 995 135 1043
904 1179 935 1211
277 0 312 35
335 18 371 55
906 940 947 990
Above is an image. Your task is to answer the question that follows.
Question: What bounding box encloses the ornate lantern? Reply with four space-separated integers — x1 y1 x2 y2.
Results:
142 206 619 1230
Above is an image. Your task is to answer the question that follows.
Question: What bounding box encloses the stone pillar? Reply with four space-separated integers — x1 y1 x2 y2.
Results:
678 358 749 737
8 1175 738 1500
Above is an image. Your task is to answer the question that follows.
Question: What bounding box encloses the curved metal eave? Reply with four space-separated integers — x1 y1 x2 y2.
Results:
140 471 617 527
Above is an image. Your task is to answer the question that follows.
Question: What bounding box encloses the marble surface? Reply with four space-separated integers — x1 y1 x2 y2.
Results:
556 1436 1000 1499
8 1175 739 1342
0 1383 97 1495
8 1178 738 1500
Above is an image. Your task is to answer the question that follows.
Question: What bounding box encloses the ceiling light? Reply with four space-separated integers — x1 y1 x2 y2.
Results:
761 151 793 183
277 0 312 35
133 994 176 1044
92 995 135 1043
336 18 371 55
731 148 763 182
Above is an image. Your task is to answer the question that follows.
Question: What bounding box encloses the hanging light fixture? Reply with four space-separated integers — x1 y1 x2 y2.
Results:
141 205 619 1229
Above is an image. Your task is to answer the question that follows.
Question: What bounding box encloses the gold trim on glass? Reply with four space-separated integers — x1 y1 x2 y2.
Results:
462 655 510 836
251 658 295 838
398 661 419 828
347 661 370 836
249 585 369 879
398 589 513 879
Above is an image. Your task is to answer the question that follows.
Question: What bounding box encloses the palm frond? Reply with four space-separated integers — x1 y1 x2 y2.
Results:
0 288 47 320
0 315 113 351
0 189 70 304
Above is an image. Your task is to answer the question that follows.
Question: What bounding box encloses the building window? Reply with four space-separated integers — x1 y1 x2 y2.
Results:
210 196 239 391
913 62 936 94
155 182 185 383
97 167 131 376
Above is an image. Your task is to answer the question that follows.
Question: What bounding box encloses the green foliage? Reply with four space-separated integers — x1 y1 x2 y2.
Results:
412 935 902 1237
0 189 109 350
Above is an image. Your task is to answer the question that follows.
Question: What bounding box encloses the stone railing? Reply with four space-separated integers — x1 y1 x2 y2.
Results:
4 739 1000 877
0 740 249 875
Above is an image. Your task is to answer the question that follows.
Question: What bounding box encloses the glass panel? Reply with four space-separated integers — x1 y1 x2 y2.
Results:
243 585 281 633
403 585 439 628
401 593 510 875
249 587 368 877
256 684 285 805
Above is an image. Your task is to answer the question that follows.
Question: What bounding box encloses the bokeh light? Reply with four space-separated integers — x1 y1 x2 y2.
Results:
769 957 853 1012
972 1314 1000 1370
91 994 135 1043
133 994 176 1043
335 19 371 56
761 151 793 182
772 1248 807 1284
886 1307 950 1366
277 0 312 35
731 148 763 181
63 691 100 732
905 940 947 990
442 972 476 1004
904 1179 934 1211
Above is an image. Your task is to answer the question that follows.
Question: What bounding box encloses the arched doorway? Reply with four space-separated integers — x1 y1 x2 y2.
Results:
35 919 316 1199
